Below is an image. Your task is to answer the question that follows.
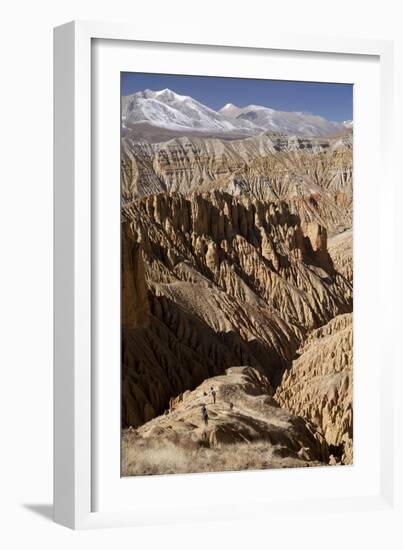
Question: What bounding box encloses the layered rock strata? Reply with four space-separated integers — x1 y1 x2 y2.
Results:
121 134 352 233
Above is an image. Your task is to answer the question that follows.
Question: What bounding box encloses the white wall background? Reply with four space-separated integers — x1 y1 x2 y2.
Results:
0 1 401 547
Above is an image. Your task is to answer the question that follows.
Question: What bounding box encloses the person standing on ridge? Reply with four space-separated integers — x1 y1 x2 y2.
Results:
211 386 216 404
201 404 209 426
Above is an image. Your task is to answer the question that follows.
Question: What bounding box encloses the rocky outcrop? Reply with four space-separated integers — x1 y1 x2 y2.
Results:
328 229 353 283
121 134 353 234
275 314 353 464
122 367 330 475
122 223 149 329
121 191 352 427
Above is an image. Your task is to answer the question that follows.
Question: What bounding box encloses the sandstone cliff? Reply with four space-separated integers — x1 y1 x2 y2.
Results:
275 313 353 464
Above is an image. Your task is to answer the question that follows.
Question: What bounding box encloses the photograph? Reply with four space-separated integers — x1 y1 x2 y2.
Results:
120 73 353 476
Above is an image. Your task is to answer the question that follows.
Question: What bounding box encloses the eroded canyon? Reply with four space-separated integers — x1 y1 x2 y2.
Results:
121 110 353 474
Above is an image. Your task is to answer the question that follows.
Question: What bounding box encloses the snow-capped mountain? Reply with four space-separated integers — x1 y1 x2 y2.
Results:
122 88 244 134
122 88 347 140
219 103 345 137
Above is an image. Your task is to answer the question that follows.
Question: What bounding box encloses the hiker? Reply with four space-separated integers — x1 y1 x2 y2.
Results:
229 402 234 411
212 388 216 404
201 404 209 426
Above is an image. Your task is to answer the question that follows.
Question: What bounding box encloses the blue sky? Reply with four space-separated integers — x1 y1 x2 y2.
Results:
121 72 353 122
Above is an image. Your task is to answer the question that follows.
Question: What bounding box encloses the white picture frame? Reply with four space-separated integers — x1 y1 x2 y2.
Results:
54 20 399 531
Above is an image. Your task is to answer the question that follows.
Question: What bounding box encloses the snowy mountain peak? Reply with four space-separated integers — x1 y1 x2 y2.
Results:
122 88 348 139
154 88 189 101
245 104 274 112
221 103 237 110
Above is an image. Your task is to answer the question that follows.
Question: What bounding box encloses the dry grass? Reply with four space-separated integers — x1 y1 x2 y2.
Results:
121 436 320 476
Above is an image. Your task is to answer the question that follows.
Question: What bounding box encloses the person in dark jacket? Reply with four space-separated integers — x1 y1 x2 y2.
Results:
201 404 209 426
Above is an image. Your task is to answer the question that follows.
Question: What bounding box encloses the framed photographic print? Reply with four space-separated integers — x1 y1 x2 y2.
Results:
54 21 398 530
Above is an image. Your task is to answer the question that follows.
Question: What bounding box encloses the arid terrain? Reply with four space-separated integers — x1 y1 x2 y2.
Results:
121 88 353 475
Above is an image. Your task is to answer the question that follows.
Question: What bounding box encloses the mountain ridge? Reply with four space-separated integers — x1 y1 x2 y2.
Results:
122 88 347 140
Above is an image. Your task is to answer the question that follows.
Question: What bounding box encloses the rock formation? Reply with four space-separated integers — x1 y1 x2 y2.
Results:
122 190 352 429
120 122 354 472
121 133 352 233
328 229 353 283
122 367 329 476
275 314 353 464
